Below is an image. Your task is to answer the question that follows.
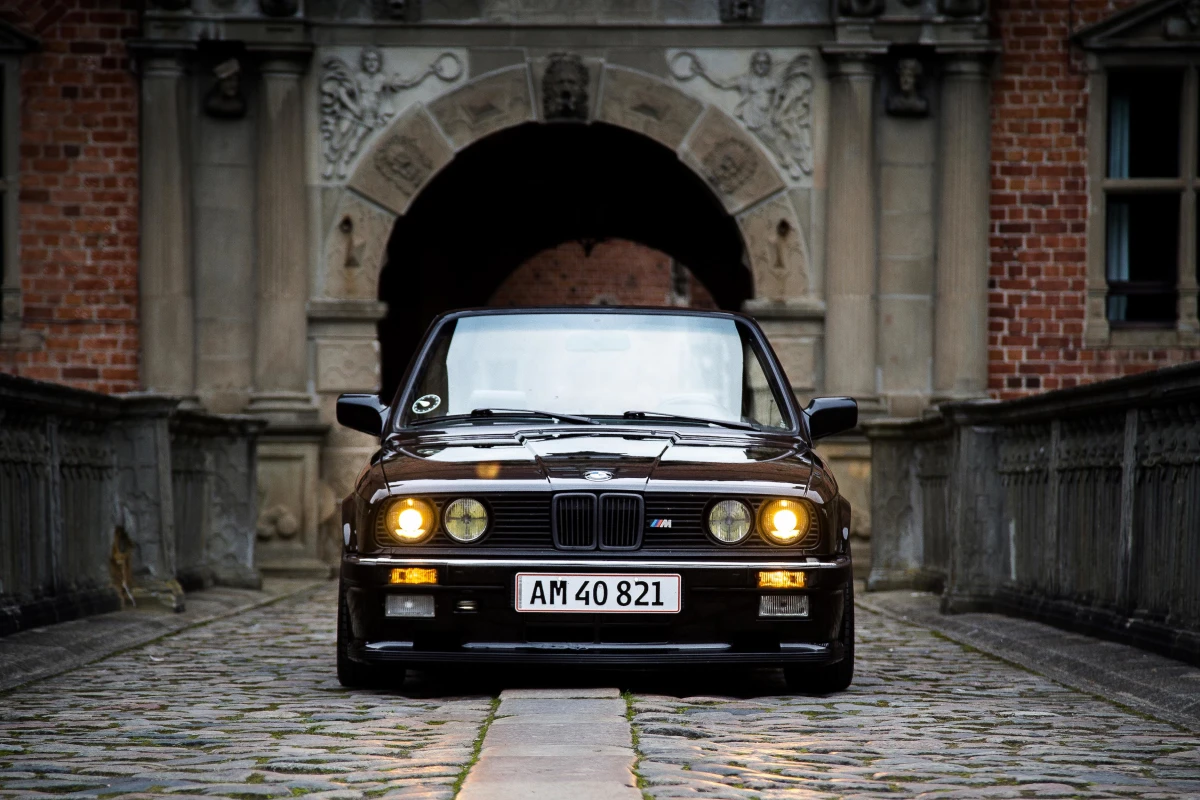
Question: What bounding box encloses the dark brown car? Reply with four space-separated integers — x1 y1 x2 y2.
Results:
335 307 858 691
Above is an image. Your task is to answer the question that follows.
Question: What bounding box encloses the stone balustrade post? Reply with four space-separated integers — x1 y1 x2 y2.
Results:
933 53 992 399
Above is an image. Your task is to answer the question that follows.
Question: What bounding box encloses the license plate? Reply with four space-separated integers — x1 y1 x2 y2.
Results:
515 573 681 613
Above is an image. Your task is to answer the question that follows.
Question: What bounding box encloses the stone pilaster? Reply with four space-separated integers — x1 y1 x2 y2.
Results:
249 48 315 420
139 46 195 398
821 49 883 408
933 54 992 399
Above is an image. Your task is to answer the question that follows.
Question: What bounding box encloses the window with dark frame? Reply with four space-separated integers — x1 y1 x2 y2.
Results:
1104 71 1191 327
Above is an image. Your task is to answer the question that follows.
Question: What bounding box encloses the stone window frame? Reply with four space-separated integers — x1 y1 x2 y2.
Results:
1085 54 1200 348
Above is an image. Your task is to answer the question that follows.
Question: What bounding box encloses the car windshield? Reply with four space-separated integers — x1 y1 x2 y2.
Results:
396 312 792 431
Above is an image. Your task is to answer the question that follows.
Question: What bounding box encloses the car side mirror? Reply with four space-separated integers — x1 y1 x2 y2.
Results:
805 396 858 441
336 393 388 437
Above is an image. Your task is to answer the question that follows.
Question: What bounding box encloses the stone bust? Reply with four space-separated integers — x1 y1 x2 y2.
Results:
203 58 247 119
886 59 930 117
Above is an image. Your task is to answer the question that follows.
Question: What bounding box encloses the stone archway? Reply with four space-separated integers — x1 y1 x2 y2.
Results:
318 63 814 322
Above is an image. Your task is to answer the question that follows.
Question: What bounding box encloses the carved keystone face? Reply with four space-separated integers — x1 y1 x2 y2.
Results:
361 48 382 75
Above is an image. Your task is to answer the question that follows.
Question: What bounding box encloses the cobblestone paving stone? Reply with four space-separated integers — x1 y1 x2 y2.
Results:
0 584 491 800
629 608 1200 800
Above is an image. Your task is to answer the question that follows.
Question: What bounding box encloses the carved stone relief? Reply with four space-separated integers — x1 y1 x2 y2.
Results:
429 66 535 149
316 341 382 393
322 192 396 300
203 58 246 119
681 107 785 213
670 50 814 181
541 52 589 120
598 67 704 151
886 58 930 118
320 48 463 180
738 194 810 301
347 107 454 214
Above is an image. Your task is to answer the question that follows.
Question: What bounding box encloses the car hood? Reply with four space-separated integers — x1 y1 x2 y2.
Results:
378 428 820 496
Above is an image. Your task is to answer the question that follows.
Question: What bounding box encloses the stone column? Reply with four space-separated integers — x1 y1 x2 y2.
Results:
250 49 314 419
933 54 991 399
139 47 195 397
822 49 883 406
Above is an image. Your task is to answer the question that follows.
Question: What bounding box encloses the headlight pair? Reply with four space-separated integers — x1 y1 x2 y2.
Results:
382 497 488 544
707 498 813 546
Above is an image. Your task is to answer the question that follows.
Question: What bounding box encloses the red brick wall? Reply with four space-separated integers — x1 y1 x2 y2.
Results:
488 239 719 309
988 0 1200 399
0 0 140 394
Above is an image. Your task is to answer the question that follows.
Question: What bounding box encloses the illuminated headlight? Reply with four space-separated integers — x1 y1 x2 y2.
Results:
443 498 488 543
385 498 436 543
758 498 812 545
707 499 752 544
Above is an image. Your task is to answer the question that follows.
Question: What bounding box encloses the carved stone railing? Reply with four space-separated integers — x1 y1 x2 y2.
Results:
0 375 264 636
864 363 1200 664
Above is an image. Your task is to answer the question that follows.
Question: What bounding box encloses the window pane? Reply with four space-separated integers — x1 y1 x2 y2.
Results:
1108 71 1182 179
1106 193 1179 324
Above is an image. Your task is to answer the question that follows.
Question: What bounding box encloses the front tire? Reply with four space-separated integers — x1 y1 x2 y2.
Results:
785 579 854 694
337 580 394 689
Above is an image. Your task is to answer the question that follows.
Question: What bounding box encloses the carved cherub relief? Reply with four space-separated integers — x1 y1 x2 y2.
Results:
320 48 463 180
670 50 814 181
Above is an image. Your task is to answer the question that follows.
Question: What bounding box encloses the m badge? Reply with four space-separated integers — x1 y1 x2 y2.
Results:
649 519 673 528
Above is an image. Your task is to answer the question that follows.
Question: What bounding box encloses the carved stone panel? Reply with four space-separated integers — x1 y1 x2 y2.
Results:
681 106 785 214
255 439 324 574
316 340 381 393
347 106 454 215
598 66 704 151
321 192 397 300
428 66 535 150
737 194 810 301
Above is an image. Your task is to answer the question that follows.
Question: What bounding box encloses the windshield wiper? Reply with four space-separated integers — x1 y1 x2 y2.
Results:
470 408 598 425
621 410 757 431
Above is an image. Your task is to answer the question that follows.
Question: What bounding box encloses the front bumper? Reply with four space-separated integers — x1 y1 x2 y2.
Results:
341 555 851 667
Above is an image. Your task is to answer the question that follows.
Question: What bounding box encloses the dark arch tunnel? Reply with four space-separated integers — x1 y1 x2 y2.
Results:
377 122 753 397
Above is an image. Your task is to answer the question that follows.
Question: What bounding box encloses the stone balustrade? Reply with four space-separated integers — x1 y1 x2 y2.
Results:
0 375 264 636
865 363 1200 664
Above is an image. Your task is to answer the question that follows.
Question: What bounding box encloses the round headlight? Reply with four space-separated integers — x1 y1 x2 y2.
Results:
759 498 811 545
707 499 752 544
443 498 488 543
385 498 435 543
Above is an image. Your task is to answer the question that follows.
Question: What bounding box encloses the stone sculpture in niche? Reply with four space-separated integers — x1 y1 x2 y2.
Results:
203 58 247 119
719 0 764 22
542 53 589 121
886 59 929 117
320 48 463 180
671 50 814 180
1165 0 1200 38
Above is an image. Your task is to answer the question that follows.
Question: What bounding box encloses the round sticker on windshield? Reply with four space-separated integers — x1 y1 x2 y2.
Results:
412 394 441 414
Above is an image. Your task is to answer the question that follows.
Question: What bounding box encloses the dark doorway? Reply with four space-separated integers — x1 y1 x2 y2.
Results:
377 122 751 398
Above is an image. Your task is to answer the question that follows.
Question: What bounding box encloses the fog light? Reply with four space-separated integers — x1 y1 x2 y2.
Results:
390 567 437 585
758 570 806 589
759 595 809 618
385 595 435 618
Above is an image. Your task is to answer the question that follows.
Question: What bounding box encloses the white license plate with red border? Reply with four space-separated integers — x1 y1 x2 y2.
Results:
514 573 681 613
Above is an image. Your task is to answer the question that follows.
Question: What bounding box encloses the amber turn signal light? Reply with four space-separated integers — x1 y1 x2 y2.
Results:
757 570 806 589
390 567 438 585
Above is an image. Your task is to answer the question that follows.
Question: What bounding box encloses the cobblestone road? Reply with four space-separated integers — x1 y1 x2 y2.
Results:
630 612 1200 799
2 584 1198 800
0 584 492 800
